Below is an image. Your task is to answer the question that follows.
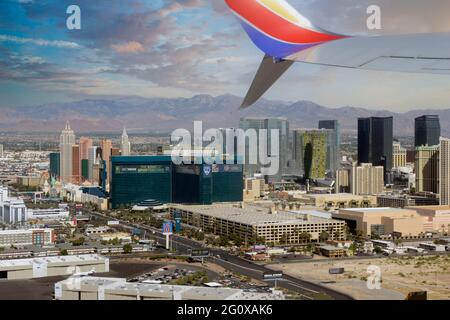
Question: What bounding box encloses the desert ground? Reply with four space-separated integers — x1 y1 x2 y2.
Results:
268 255 450 300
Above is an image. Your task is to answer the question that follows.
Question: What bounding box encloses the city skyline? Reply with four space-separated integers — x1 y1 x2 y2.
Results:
1 0 450 111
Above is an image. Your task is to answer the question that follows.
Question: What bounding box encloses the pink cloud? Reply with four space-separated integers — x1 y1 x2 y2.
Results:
111 41 145 54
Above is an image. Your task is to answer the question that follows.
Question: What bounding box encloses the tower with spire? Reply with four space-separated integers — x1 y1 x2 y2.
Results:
59 121 76 183
121 127 131 156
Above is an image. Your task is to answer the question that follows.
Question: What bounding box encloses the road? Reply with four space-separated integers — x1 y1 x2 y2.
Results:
89 211 354 300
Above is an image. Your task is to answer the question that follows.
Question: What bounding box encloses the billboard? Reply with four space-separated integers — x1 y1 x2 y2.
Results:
162 222 173 235
263 272 283 280
107 220 120 226
191 249 210 258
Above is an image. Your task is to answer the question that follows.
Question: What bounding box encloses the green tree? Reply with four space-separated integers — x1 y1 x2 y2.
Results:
123 243 133 254
60 249 68 256
319 231 329 242
71 237 85 246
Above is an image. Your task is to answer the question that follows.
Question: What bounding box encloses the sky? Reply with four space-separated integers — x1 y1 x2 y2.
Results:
1 0 450 111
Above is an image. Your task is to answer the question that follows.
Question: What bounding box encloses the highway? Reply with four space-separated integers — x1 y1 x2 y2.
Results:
89 211 354 300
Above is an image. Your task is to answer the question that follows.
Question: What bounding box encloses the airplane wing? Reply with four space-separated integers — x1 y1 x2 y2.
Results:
288 33 450 75
225 0 450 108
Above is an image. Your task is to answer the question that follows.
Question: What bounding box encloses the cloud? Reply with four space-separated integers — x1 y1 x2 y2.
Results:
2 0 450 110
0 34 81 48
111 41 145 54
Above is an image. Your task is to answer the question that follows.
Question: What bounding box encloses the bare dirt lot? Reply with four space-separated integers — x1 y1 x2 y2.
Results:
268 255 450 300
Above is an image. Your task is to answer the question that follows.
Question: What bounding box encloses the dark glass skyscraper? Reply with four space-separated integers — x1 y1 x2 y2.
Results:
319 120 341 173
49 152 60 178
358 117 393 176
415 115 440 147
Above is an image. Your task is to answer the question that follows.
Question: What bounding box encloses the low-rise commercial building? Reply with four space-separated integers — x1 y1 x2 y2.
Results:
28 206 70 221
419 242 446 252
0 228 55 247
55 277 285 300
85 226 110 236
170 204 346 245
377 194 439 208
296 193 377 209
0 254 109 280
406 205 450 234
316 245 346 258
334 208 424 238
95 232 132 243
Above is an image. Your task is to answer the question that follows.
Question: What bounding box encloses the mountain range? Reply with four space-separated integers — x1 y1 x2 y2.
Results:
1 94 449 136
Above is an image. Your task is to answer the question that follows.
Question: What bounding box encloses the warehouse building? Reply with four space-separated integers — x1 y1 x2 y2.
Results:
170 203 346 245
0 254 109 280
55 277 285 300
110 156 243 208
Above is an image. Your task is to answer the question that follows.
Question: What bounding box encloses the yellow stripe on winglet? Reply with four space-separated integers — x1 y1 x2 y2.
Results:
258 0 301 25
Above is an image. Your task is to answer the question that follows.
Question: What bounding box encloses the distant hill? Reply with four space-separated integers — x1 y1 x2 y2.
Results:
1 94 449 136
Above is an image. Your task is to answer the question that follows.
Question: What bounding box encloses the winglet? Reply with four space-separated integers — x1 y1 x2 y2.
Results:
241 55 294 109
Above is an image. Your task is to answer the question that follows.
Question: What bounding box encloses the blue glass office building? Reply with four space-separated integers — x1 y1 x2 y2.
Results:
111 156 243 208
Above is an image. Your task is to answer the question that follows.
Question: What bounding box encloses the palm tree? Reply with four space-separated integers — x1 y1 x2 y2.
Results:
299 232 311 244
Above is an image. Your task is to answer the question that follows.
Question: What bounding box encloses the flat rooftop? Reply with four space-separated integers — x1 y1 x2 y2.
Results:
0 254 106 269
0 228 53 235
171 204 341 226
340 207 411 213
57 277 283 300
303 193 373 199
406 205 450 211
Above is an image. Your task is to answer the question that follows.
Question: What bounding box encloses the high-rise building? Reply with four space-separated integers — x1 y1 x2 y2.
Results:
415 145 439 194
439 138 450 205
0 144 3 158
101 139 112 188
319 120 341 173
81 159 89 181
415 115 441 147
72 145 81 184
239 117 290 181
335 167 350 193
79 137 93 161
358 117 393 180
293 130 327 180
393 141 407 168
351 162 384 195
120 128 131 156
88 146 97 181
59 121 76 183
110 156 243 209
49 152 60 179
